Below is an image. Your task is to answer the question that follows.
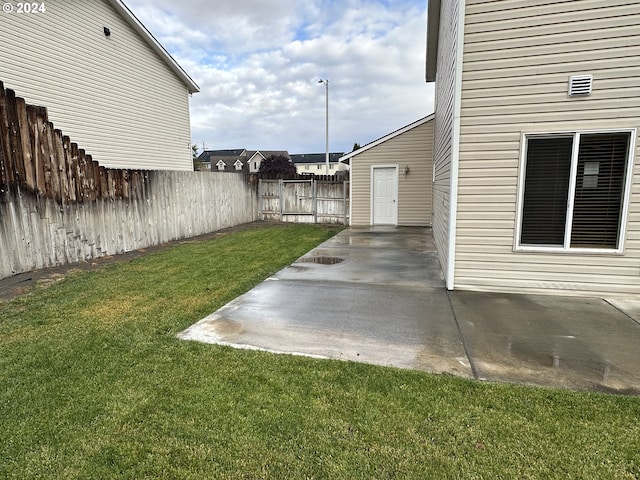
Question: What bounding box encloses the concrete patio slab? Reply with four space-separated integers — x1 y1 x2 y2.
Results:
180 280 471 376
450 292 640 394
179 227 640 395
179 227 472 377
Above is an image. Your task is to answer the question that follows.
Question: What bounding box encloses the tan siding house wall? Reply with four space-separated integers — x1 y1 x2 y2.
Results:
0 0 194 171
350 156 370 225
454 0 640 296
350 119 434 226
431 0 461 286
398 120 434 226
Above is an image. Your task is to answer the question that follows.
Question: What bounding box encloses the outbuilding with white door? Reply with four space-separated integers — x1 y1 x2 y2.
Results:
340 115 434 227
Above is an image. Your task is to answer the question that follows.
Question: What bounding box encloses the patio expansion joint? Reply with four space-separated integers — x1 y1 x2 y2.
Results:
603 298 640 327
445 289 479 380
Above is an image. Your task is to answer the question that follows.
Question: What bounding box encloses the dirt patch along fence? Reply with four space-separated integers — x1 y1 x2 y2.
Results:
258 177 349 224
0 82 258 280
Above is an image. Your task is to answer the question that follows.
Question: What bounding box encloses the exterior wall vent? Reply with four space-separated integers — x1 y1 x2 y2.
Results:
568 75 593 96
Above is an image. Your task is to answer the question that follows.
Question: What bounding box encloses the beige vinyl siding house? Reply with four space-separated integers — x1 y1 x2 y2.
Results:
341 115 434 227
0 0 199 171
428 0 640 297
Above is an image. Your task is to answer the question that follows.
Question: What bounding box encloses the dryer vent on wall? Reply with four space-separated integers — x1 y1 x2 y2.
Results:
568 74 593 96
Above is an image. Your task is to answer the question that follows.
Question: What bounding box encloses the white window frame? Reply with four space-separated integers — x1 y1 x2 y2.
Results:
515 128 636 254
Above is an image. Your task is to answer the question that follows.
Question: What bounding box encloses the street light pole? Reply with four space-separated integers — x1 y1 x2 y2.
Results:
318 79 329 175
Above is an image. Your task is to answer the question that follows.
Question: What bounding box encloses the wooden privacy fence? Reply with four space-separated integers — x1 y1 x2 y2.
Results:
0 81 149 202
0 81 258 279
259 177 350 224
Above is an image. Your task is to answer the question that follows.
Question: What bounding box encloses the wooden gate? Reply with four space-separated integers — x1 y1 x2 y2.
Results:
259 178 350 224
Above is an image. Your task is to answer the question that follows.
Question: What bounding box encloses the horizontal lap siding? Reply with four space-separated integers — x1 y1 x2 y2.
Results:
350 155 371 225
398 121 434 226
455 0 640 296
350 120 434 226
0 1 192 171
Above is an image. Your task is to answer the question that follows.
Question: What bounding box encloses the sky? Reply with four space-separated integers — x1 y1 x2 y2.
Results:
126 0 434 155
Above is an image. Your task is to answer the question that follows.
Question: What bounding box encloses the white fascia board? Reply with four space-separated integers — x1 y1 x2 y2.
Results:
107 0 200 93
249 151 267 161
339 114 435 162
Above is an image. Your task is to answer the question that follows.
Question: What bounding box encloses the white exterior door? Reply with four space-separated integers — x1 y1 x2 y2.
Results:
372 166 398 225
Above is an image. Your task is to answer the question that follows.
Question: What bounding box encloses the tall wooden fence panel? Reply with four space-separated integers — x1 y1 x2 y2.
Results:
0 82 258 280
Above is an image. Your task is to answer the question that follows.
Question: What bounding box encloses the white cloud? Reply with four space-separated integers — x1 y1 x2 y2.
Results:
126 0 433 154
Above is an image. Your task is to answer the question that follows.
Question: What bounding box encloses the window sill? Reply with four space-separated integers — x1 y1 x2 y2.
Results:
515 245 624 255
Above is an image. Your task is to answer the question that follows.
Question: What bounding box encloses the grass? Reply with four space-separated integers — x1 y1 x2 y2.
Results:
1 223 639 479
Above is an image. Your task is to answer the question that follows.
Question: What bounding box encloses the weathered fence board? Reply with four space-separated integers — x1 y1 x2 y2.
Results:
0 170 259 279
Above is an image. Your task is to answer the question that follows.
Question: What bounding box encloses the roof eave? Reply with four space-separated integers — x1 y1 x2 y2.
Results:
107 0 200 93
425 0 441 83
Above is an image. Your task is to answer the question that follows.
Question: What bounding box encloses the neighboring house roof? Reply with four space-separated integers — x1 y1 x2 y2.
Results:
212 157 248 171
340 115 435 162
107 0 200 93
198 149 247 162
214 157 248 170
247 150 291 161
290 153 344 164
198 149 290 163
214 158 242 168
198 149 292 171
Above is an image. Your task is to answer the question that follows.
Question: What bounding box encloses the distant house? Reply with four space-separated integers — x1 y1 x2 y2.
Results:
197 149 290 172
290 153 345 175
340 116 434 227
247 151 291 173
0 0 199 171
426 0 640 297
198 149 248 172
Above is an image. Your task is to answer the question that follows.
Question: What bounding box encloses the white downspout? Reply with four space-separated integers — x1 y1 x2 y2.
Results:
446 0 465 291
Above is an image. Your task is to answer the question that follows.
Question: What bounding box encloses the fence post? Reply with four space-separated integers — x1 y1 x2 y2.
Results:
313 179 318 224
343 180 348 226
258 178 263 220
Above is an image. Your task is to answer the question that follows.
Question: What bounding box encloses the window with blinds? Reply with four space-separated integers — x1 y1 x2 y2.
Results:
518 131 632 251
520 136 572 246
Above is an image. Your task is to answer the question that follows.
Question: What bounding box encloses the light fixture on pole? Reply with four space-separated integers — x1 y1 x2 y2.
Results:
318 79 329 175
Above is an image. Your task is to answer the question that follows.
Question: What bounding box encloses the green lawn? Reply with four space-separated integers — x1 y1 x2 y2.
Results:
1 223 639 479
